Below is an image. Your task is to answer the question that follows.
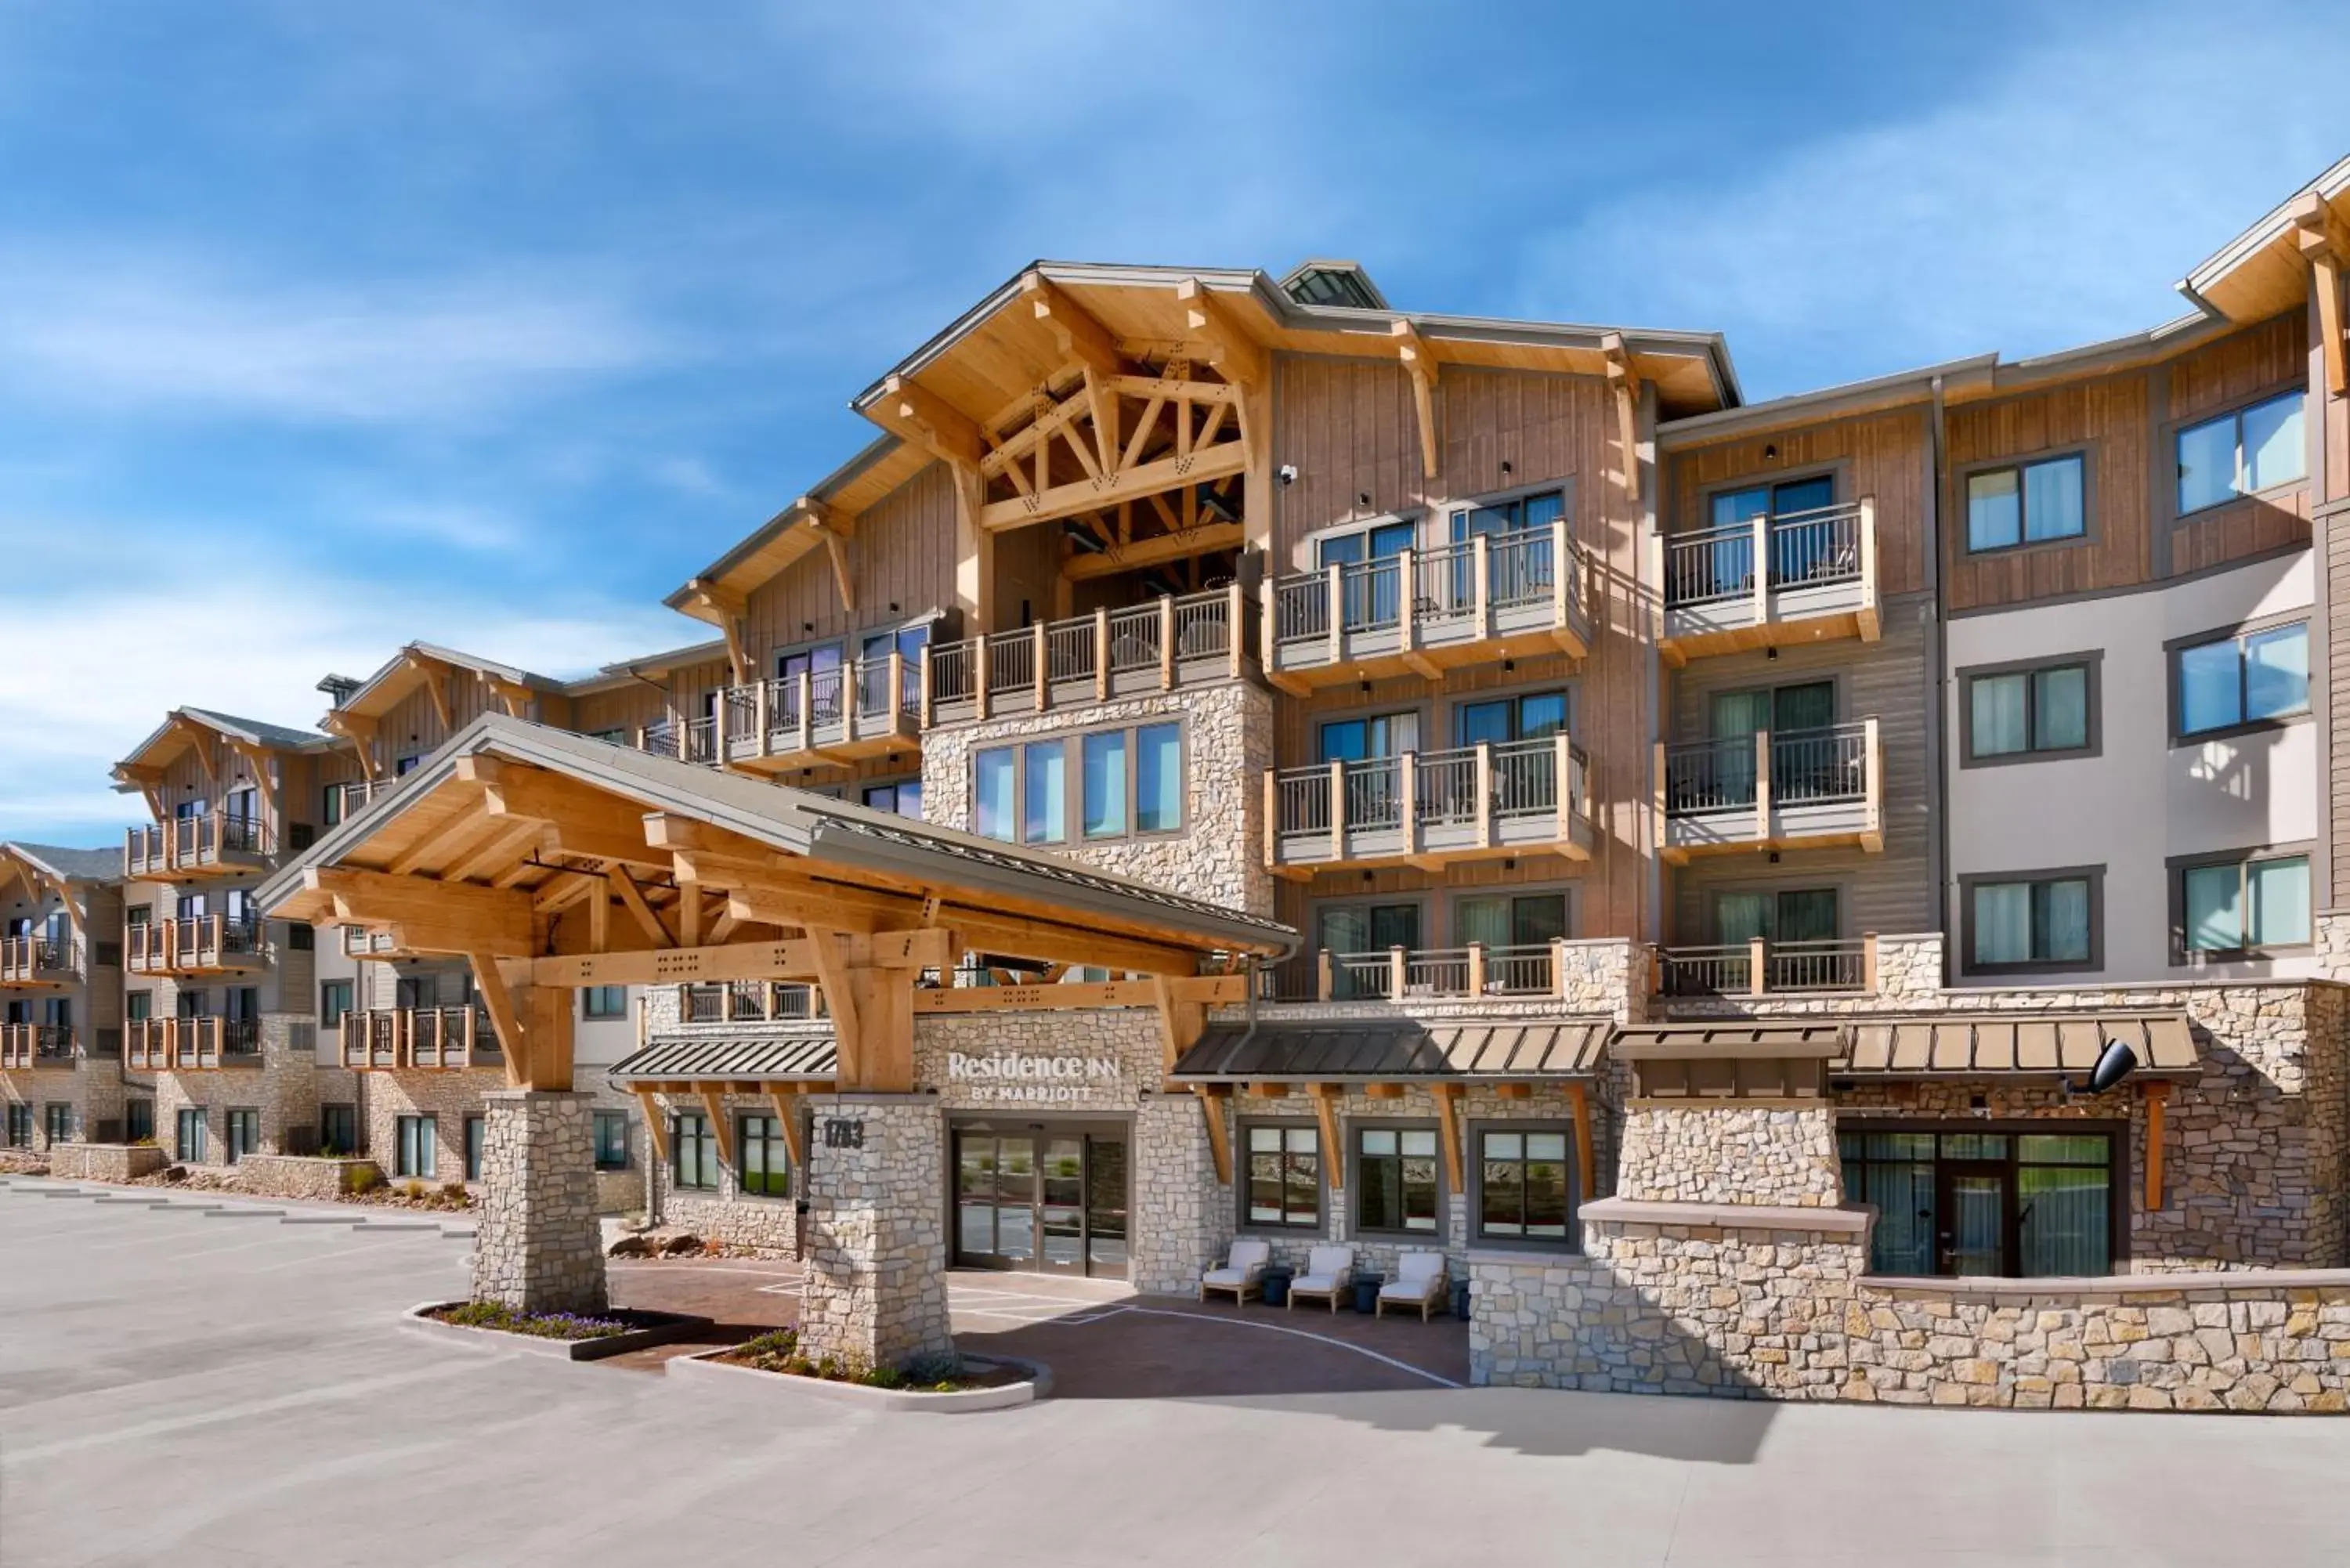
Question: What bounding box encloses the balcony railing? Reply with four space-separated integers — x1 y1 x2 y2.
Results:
326 779 380 822
1659 720 1882 858
339 1006 502 1070
126 916 264 975
1655 500 1879 659
0 1024 75 1069
1656 937 1877 997
926 585 1249 727
678 981 826 1024
124 1016 262 1071
125 814 275 880
0 935 78 985
641 655 924 772
1256 940 1576 1003
1264 523 1588 687
1266 735 1591 873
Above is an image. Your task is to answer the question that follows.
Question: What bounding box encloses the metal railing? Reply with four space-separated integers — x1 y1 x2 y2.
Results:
341 1006 500 1069
0 1024 74 1068
679 981 826 1024
1656 936 1875 997
1265 522 1584 664
1269 940 1578 1003
1266 735 1589 864
125 915 263 974
0 935 75 982
925 585 1248 724
125 813 276 876
124 1015 262 1071
1663 723 1871 815
1661 501 1866 609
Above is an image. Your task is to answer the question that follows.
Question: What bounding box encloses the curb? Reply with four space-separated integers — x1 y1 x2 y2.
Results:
400 1301 714 1363
665 1348 1051 1412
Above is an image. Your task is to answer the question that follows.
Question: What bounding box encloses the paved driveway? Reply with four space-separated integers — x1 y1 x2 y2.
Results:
5 1176 2349 1567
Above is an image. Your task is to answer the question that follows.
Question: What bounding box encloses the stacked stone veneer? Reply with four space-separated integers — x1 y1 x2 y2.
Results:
361 1069 501 1185
798 1093 953 1371
45 1143 168 1181
919 681 1274 916
644 1087 804 1254
146 1014 319 1165
1617 1106 1839 1207
471 1091 606 1315
233 1154 382 1201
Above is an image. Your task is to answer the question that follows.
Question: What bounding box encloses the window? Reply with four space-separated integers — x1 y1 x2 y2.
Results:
1965 869 2099 973
2176 389 2305 515
394 754 421 777
2174 621 2308 739
739 1115 792 1197
1714 887 1838 944
593 1111 631 1171
44 1103 72 1146
1355 1126 1440 1234
319 980 352 1028
671 1112 719 1190
1965 453 2086 552
1475 1126 1574 1246
976 723 1183 844
1243 1124 1321 1229
287 922 314 952
224 1108 258 1165
1316 902 1420 999
393 1115 436 1178
1453 690 1568 748
1841 1126 2117 1277
176 1108 208 1164
581 985 627 1021
861 779 923 819
319 1104 356 1158
1452 486 1566 543
1454 892 1568 952
126 1100 154 1145
1964 657 2095 762
464 1116 486 1182
1318 709 1417 763
5 1104 30 1148
2179 851 2312 956
322 784 345 828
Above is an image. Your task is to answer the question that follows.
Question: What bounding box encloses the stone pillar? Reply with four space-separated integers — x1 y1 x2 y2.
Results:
798 1093 953 1372
470 1090 606 1315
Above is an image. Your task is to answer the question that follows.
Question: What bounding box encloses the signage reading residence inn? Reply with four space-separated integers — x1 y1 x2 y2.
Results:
946 1051 1125 1104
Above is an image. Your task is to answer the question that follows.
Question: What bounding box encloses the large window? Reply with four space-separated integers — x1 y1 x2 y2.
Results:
1454 891 1568 952
224 1108 258 1165
395 1115 436 1179
2179 851 2312 957
1355 1126 1441 1234
2176 389 2305 515
1842 1127 2117 1277
1243 1124 1321 1229
671 1112 718 1191
320 1103 357 1158
592 1110 631 1171
581 985 627 1021
1965 869 2099 974
176 1108 208 1164
1452 689 1568 748
6 1104 31 1147
1474 1126 1573 1246
44 1103 73 1146
861 779 923 819
464 1116 486 1182
1963 656 2095 763
319 980 352 1028
974 722 1183 844
738 1115 792 1197
1316 902 1419 998
1965 454 2086 552
2174 621 2308 739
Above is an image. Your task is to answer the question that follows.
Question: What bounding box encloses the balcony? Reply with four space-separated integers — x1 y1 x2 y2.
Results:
642 656 922 775
124 1016 262 1071
1263 524 1588 692
339 1006 503 1071
124 814 274 882
1264 736 1593 878
1655 500 1879 663
1659 721 1882 861
924 586 1249 727
0 1024 75 1070
1655 937 1878 998
126 916 265 977
1261 941 1576 1003
679 981 827 1024
0 935 78 988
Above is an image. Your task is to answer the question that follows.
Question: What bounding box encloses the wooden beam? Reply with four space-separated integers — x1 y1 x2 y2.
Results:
978 439 1247 533
867 373 984 468
1195 1086 1231 1185
1567 1080 1596 1207
2143 1080 2170 1212
1023 273 1123 380
528 928 955 988
468 950 528 1087
609 867 674 948
1602 331 1642 504
703 1088 737 1169
384 797 501 878
308 868 531 945
678 877 703 948
1059 521 1244 581
1174 278 1266 389
1363 1082 1408 1100
1152 974 1207 1070
1308 1083 1344 1190
1431 1082 1465 1193
768 1088 805 1172
802 927 862 1088
638 1091 671 1164
407 654 454 733
912 976 1244 1013
1392 319 1440 480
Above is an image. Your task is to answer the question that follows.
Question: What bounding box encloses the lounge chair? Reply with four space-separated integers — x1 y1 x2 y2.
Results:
1376 1249 1449 1321
1287 1245 1355 1313
1199 1238 1271 1306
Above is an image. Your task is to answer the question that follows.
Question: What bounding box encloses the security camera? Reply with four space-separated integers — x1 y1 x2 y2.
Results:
1277 464 1298 486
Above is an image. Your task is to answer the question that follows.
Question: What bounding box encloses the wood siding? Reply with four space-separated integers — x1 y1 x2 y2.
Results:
743 458 959 659
1942 376 2149 612
1665 408 1931 597
1271 356 1430 567
2167 313 2314 577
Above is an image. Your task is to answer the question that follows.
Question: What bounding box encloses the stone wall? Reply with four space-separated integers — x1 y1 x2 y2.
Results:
232 1154 383 1201
147 1015 320 1165
797 1093 953 1371
0 1066 91 1149
360 1069 499 1184
45 1143 168 1182
1615 1106 1839 1208
471 1091 606 1315
918 680 1275 916
641 1088 804 1254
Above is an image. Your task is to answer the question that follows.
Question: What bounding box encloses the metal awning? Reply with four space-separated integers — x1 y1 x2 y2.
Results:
1167 1018 1609 1082
1611 1022 1849 1060
607 1034 838 1088
1836 1013 2199 1078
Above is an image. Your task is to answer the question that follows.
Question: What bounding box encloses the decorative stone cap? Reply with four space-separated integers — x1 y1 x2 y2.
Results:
1578 1196 1875 1234
1864 1268 2350 1298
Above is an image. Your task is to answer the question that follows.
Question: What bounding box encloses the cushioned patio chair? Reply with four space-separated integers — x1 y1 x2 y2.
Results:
1376 1249 1449 1321
1198 1237 1271 1306
1286 1245 1355 1313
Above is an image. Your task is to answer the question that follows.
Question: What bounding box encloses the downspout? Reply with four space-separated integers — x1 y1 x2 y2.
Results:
1927 376 1951 987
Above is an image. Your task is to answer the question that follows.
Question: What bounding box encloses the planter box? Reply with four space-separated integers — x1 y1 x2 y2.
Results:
234 1154 385 1202
45 1144 168 1183
400 1302 712 1363
667 1347 1050 1413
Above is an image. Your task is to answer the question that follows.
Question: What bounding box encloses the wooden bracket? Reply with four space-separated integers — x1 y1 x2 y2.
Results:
768 1087 806 1172
1392 319 1440 482
703 1087 738 1170
1431 1082 1466 1193
1308 1083 1344 1190
1566 1079 1596 1205
1602 331 1643 504
638 1090 671 1164
2142 1079 2171 1212
1195 1085 1232 1186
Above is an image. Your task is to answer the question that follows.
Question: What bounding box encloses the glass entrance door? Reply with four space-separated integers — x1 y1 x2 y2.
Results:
1939 1165 2008 1277
954 1128 1129 1279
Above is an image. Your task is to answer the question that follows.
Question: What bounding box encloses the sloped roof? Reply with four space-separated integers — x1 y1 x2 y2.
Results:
1836 1013 2197 1078
1170 1017 1607 1080
608 1034 839 1086
0 843 124 885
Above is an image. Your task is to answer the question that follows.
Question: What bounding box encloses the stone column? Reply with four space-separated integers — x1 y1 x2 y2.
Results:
797 1093 953 1372
471 1090 606 1315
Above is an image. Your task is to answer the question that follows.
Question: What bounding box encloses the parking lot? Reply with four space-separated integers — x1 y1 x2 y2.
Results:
6 1176 2350 1567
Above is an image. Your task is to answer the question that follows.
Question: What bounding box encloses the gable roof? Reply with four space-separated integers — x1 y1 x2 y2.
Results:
0 842 121 887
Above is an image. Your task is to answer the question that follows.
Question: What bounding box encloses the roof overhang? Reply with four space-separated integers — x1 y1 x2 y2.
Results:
2182 154 2350 324
1167 1017 1608 1082
607 1034 839 1089
111 707 331 792
1834 1012 2199 1080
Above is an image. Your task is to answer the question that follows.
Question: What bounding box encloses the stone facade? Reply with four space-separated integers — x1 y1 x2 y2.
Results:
797 1093 953 1371
146 1014 320 1166
642 1088 804 1254
232 1153 383 1201
1616 1106 1839 1207
359 1068 500 1186
919 680 1275 916
470 1091 606 1315
45 1143 168 1182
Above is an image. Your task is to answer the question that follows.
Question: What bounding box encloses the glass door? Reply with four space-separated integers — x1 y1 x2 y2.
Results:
1939 1165 2008 1277
1086 1137 1129 1275
954 1129 1130 1278
1039 1137 1085 1274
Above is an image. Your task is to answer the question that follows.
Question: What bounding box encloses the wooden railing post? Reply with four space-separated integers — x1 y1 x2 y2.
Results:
1553 731 1574 842
754 677 772 758
1473 533 1491 634
1325 563 1343 664
1466 941 1486 998
1094 608 1112 701
1550 935 1569 1000
1653 738 1669 850
675 711 689 761
797 670 814 753
919 643 935 728
973 634 990 720
1033 621 1049 710
1259 576 1277 672
1399 749 1419 859
1227 580 1244 679
1748 936 1768 997
1755 728 1772 843
1397 547 1417 652
1388 945 1407 999
1858 497 1880 638
1475 741 1493 849
1262 769 1277 870
888 651 906 730
1327 759 1345 863
1864 716 1883 840
1750 512 1770 628
1864 932 1880 993
1551 518 1571 631
1317 948 1333 1002
1159 594 1177 690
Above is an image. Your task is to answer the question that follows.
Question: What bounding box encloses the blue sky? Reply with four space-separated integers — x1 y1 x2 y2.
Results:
2 0 2344 844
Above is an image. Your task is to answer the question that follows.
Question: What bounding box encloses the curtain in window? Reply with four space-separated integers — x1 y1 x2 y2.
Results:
2037 879 2090 963
1777 889 1839 943
1973 883 2031 964
2250 857 2311 946
2243 626 2308 721
2023 456 2084 541
2018 1136 2110 1276
2243 392 2305 491
1022 742 1066 843
1716 891 1770 945
1081 732 1126 838
1967 469 2020 551
1455 897 1510 952
1971 674 2029 755
2185 864 2240 951
1772 681 1835 734
2034 666 2088 750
